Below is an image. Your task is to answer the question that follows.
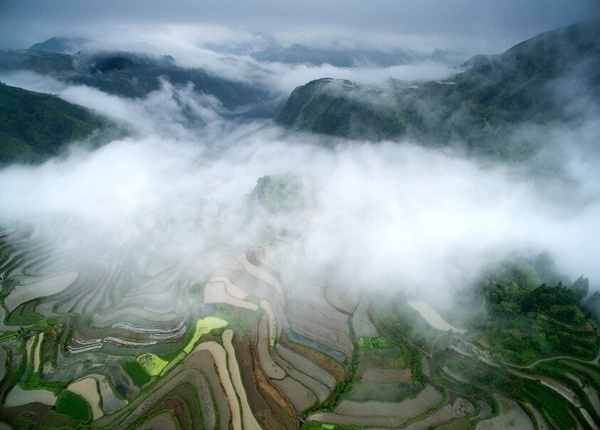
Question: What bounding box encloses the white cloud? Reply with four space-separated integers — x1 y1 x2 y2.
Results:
1 106 599 308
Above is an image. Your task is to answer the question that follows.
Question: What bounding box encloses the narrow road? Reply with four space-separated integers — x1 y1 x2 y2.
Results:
503 347 600 369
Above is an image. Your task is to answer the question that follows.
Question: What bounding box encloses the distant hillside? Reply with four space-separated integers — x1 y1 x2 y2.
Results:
251 43 455 67
0 46 281 119
29 36 90 54
0 83 113 164
275 20 600 159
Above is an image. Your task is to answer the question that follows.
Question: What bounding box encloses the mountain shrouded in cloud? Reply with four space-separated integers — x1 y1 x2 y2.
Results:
276 20 600 159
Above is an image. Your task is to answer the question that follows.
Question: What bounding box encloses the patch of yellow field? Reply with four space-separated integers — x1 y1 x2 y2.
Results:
156 317 230 377
136 353 169 376
184 317 228 354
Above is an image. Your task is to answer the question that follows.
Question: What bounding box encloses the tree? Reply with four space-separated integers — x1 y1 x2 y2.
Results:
571 276 589 303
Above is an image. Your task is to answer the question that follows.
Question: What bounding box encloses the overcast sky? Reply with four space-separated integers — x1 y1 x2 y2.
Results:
0 0 597 54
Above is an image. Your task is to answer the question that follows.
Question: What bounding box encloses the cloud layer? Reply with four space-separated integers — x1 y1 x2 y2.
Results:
1 5 599 308
1 0 597 55
1 78 599 308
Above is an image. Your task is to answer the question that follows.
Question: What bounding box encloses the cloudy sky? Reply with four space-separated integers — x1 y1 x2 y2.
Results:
0 0 596 55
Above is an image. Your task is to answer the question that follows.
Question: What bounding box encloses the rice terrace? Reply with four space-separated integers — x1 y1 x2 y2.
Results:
2 194 600 429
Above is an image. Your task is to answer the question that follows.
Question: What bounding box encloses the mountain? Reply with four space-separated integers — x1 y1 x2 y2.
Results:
0 83 116 164
251 43 455 67
29 36 90 54
0 47 281 119
275 20 600 159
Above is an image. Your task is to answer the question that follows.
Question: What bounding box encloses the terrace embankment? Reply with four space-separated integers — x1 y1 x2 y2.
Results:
234 331 298 429
307 384 444 427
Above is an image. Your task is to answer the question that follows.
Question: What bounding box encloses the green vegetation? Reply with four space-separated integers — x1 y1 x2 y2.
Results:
5 301 44 325
469 257 599 364
517 361 600 424
189 281 206 295
357 336 394 349
136 353 169 376
0 83 112 164
441 352 578 429
435 418 470 430
250 174 305 213
124 360 151 386
55 390 92 423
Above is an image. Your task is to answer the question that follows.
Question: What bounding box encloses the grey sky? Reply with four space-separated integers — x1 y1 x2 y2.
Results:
0 0 597 54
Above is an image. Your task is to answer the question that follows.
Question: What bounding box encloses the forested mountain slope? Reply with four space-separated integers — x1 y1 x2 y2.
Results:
0 83 114 164
276 20 600 159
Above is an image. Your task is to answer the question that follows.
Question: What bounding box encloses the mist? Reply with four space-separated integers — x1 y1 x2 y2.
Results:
1 72 600 309
1 2 600 310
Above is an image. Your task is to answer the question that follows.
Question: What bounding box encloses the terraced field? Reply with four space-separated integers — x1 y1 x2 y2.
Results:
1 218 600 430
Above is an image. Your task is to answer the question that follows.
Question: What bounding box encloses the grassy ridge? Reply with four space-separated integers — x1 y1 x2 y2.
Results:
0 83 111 164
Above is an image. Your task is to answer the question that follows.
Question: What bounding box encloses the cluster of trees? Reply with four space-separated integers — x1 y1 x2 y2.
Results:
469 257 598 364
483 279 588 325
250 174 305 213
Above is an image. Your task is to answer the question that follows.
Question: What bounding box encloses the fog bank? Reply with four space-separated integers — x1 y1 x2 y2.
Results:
1 106 599 306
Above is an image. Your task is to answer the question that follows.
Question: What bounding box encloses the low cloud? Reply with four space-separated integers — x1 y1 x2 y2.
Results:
1 78 599 309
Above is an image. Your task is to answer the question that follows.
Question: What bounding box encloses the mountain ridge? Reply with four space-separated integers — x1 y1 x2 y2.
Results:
0 82 118 164
275 20 600 159
0 47 281 119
